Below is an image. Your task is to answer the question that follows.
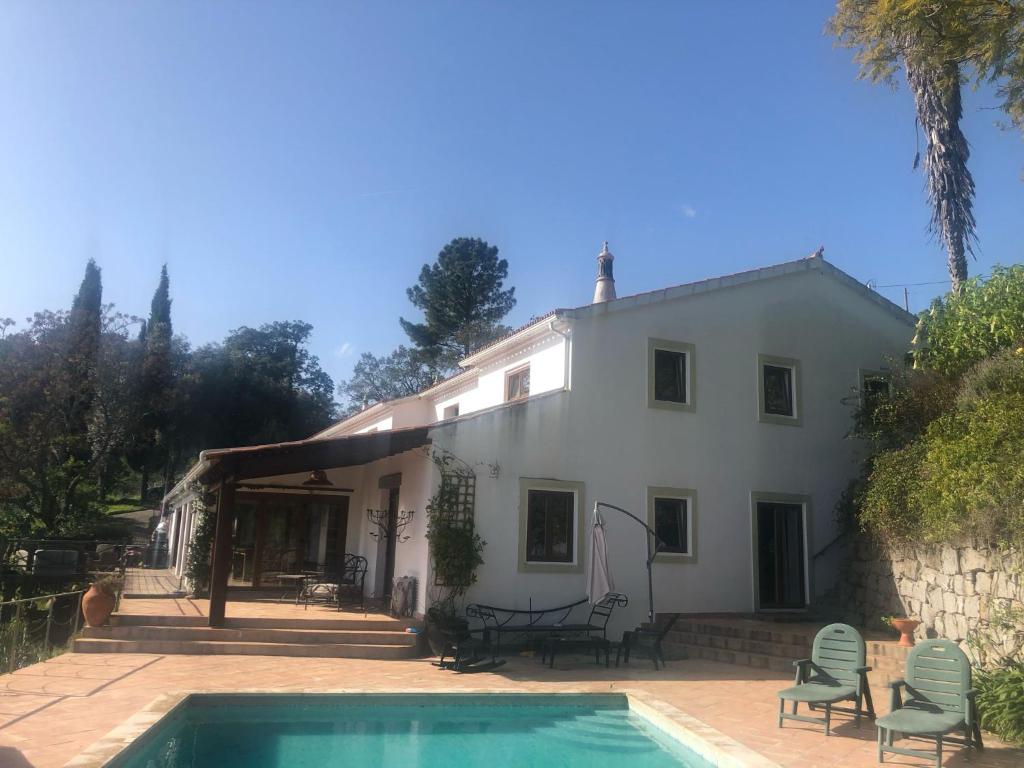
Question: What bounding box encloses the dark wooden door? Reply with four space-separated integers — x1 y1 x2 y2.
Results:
756 501 806 610
383 488 399 599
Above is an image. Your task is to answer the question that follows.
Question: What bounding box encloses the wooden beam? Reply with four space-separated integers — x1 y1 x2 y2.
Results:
202 428 430 483
208 478 236 627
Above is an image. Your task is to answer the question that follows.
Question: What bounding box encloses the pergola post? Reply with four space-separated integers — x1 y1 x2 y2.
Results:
208 477 236 627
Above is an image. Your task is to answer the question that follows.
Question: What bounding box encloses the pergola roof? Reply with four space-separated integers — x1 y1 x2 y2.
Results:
198 425 431 484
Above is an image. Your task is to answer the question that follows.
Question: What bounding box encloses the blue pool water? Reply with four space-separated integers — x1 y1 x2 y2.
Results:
112 694 714 768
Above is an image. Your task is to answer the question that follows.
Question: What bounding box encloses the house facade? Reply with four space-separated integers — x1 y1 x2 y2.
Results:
163 248 914 632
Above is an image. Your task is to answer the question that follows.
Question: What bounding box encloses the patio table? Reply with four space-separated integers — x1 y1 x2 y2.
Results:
275 574 308 604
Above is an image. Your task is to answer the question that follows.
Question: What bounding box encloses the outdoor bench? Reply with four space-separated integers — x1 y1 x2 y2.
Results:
465 592 628 657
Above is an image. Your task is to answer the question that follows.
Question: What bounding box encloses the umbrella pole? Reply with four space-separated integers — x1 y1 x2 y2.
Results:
595 502 662 626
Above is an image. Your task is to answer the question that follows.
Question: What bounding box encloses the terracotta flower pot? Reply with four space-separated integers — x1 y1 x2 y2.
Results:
81 584 116 627
890 617 920 648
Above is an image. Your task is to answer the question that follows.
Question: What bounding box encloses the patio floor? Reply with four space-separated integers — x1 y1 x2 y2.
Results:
113 593 396 623
120 568 183 597
0 650 1020 768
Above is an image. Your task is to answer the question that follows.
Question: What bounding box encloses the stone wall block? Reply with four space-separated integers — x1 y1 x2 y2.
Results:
975 571 993 596
941 547 960 575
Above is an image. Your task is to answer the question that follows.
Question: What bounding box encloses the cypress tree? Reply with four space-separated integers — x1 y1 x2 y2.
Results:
66 259 103 433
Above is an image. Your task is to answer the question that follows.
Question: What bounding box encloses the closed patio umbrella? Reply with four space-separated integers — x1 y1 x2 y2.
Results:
587 509 614 604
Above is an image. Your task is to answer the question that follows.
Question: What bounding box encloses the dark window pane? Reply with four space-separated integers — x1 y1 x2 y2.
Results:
654 497 688 554
526 489 574 562
763 364 794 416
654 349 687 403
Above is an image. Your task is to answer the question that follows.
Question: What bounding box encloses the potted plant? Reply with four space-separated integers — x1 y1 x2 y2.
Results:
82 574 123 627
883 614 920 647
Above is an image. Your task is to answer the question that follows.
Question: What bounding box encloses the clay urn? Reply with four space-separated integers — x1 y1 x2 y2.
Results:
890 617 920 648
81 579 118 627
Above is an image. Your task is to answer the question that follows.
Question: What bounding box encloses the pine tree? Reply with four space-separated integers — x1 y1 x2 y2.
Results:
399 237 516 373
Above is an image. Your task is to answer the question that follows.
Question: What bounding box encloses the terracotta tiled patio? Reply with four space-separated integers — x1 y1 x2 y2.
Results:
1 648 1021 768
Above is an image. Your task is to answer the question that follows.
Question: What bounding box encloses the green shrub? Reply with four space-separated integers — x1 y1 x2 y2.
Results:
913 265 1024 378
976 663 1024 746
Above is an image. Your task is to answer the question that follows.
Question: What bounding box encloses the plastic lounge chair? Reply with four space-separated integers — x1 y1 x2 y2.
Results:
876 639 982 767
777 622 875 735
616 613 681 670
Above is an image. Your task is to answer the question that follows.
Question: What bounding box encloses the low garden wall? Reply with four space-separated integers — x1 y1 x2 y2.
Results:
841 538 1023 663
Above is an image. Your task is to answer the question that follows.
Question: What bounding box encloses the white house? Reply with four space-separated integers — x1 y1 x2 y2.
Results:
163 246 914 632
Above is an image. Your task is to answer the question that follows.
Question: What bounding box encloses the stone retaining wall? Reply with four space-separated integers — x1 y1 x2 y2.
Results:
841 539 1023 663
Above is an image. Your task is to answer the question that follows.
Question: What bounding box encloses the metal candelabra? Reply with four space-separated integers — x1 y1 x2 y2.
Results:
366 508 415 543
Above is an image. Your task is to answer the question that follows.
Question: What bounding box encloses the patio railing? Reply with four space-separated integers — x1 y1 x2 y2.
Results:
0 589 87 673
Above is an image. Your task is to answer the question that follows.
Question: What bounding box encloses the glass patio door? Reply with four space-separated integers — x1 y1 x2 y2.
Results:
755 501 807 610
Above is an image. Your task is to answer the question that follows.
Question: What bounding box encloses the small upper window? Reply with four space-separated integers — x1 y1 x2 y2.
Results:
654 349 687 403
763 365 794 416
443 403 460 420
506 365 530 402
758 354 801 425
648 339 695 412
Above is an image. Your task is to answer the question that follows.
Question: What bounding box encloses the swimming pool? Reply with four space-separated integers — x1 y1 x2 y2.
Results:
71 692 774 768
68 692 774 768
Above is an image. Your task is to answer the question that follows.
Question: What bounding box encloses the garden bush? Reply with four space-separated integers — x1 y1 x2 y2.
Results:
976 663 1024 746
849 267 1024 547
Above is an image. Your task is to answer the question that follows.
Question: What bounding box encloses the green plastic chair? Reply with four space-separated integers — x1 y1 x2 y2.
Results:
876 638 983 767
777 623 875 735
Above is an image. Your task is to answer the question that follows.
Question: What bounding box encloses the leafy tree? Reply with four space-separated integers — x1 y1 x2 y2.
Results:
829 0 1024 289
190 321 336 448
912 265 1024 377
0 304 138 536
400 237 516 373
338 346 437 416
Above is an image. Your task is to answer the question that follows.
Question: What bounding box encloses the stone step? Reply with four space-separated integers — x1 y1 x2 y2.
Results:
72 637 419 659
82 625 417 646
110 614 412 632
667 630 808 660
671 620 815 649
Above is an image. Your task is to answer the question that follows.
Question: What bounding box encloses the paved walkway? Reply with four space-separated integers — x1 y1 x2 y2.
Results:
0 651 1020 768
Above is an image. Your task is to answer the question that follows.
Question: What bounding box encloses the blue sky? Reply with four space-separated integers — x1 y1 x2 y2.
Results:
1 2 1022 390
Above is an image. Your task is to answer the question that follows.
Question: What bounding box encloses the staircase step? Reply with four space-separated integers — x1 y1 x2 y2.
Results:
72 637 418 659
662 615 911 683
110 614 413 632
82 625 416 645
667 630 808 660
672 620 814 649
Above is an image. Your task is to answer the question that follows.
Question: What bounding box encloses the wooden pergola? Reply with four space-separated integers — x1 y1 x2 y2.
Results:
197 426 431 627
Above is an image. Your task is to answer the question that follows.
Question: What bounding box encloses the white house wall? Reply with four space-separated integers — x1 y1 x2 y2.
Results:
431 268 913 634
441 335 566 417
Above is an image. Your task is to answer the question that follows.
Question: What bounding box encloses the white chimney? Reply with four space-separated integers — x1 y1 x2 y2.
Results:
593 241 616 303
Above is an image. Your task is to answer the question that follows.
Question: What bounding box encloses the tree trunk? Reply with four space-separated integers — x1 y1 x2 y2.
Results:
139 466 149 505
904 57 975 292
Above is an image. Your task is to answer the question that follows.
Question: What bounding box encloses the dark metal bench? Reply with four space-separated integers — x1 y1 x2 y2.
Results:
466 592 628 657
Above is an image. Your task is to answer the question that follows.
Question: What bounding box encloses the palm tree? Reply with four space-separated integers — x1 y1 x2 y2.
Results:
904 57 976 291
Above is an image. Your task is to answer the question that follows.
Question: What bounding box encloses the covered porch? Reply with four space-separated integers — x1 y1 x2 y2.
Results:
164 426 434 627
